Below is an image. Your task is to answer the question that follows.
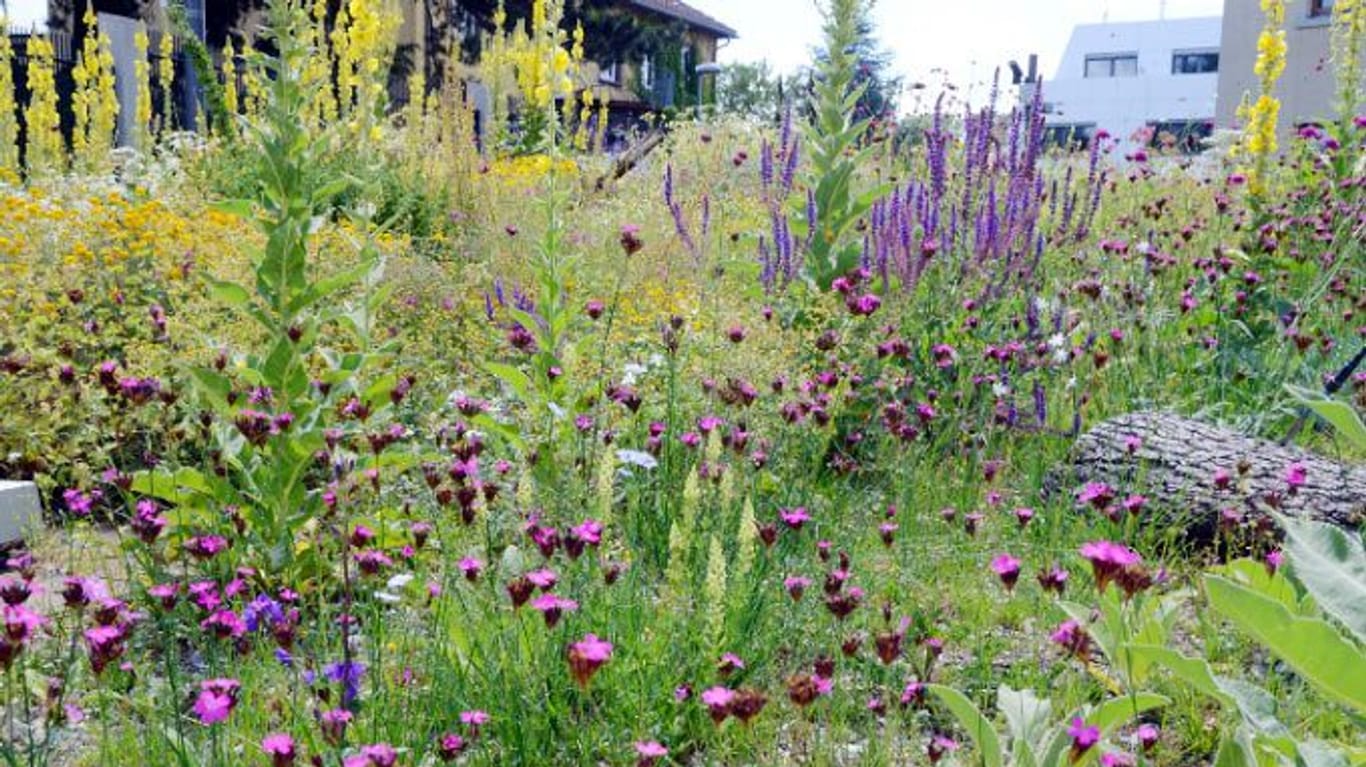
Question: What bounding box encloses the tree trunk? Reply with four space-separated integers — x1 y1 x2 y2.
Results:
1060 412 1365 536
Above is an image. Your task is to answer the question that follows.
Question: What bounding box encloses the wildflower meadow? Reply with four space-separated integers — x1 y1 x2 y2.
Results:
0 0 1363 765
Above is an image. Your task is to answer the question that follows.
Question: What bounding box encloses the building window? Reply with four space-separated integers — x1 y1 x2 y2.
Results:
640 55 654 90
1044 124 1097 150
1310 0 1335 17
1148 120 1214 153
1172 51 1219 74
599 61 619 84
1084 54 1138 78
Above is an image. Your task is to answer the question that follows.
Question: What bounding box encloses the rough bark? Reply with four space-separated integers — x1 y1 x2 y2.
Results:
1060 411 1365 535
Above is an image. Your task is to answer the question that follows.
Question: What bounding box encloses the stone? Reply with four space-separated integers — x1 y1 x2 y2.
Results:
0 481 41 548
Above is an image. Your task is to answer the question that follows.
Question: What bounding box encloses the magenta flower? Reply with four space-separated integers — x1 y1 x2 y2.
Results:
1068 717 1101 758
635 741 668 767
567 634 613 688
184 535 230 560
1051 619 1090 659
928 734 960 764
261 733 297 767
900 680 926 707
701 686 735 723
1077 482 1115 510
192 678 240 725
1079 541 1142 593
1264 550 1283 575
319 708 353 745
344 743 397 767
1136 723 1160 751
784 576 810 601
1036 564 1070 595
437 733 467 761
459 709 489 730
83 624 126 674
1013 507 1035 528
526 569 558 590
1100 753 1136 767
779 507 811 530
1285 462 1307 491
531 593 578 628
1121 495 1148 516
709 654 742 679
991 554 1021 591
458 557 484 581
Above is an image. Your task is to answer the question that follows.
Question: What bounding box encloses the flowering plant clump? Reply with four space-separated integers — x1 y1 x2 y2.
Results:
0 0 1361 764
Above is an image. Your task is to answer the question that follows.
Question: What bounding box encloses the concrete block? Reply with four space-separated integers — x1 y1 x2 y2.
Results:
0 481 41 548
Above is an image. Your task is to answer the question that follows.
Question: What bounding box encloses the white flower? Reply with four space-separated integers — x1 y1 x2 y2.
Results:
992 382 1011 397
616 449 658 470
621 362 648 386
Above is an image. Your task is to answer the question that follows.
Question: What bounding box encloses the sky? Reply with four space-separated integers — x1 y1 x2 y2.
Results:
687 0 1225 109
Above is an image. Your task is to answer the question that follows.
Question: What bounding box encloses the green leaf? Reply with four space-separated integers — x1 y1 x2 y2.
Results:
1205 573 1366 713
485 362 533 401
1121 645 1232 704
1277 515 1366 642
926 684 1003 767
1213 734 1254 767
998 685 1049 767
208 278 253 307
210 198 255 219
1286 384 1366 449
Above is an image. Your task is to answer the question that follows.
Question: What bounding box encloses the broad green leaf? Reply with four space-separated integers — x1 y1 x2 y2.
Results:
1121 644 1232 704
1286 384 1366 449
1205 574 1366 713
1089 693 1170 735
1298 739 1351 767
926 684 1003 767
998 685 1049 767
210 198 254 219
1278 515 1366 642
485 362 533 401
208 278 253 307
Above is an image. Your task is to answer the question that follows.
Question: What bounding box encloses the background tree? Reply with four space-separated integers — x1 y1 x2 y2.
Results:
716 60 781 122
807 0 900 121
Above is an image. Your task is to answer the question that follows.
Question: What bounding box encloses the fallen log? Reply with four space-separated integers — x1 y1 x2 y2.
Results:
593 129 667 193
1059 411 1365 535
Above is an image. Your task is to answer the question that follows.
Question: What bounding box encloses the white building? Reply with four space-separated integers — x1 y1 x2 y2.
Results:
0 0 47 30
1040 16 1222 151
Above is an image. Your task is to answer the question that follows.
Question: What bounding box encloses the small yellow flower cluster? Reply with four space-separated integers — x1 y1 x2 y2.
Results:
486 154 580 190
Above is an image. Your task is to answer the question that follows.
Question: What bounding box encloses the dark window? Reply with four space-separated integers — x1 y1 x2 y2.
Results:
1310 0 1335 17
1172 52 1219 74
1045 124 1097 150
1084 54 1138 78
1148 120 1215 153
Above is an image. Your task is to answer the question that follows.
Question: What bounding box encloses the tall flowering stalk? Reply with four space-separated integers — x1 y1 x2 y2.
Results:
0 17 17 179
800 0 888 290
156 24 175 133
221 39 239 121
69 9 119 171
1331 0 1366 125
22 35 62 177
134 24 153 150
1236 0 1287 198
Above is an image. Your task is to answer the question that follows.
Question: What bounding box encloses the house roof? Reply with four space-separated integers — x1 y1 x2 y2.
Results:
628 0 738 39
